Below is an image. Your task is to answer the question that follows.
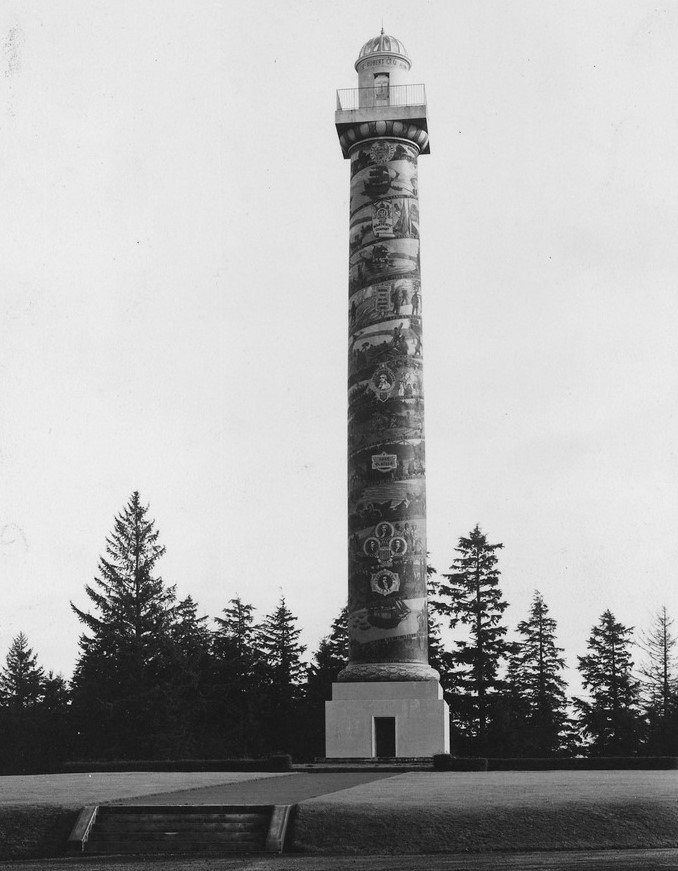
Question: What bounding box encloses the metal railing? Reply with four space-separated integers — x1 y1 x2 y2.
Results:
336 83 426 111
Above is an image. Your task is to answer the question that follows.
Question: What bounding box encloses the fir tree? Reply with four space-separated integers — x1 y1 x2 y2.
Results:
426 563 456 701
510 591 569 756
257 596 306 755
302 606 348 759
163 596 213 757
0 635 70 773
499 646 533 756
41 671 70 712
210 597 266 756
638 606 678 754
71 491 174 648
258 596 306 690
305 606 348 698
0 632 44 709
433 525 509 754
70 491 178 758
576 610 643 756
214 597 259 660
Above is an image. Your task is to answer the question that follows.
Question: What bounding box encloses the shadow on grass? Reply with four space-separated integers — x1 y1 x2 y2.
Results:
291 804 678 854
0 805 79 861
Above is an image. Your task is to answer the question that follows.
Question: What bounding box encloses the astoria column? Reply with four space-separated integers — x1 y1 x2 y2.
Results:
326 31 449 758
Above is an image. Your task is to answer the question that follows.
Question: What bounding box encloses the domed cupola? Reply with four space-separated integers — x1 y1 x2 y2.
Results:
354 27 413 94
356 29 410 68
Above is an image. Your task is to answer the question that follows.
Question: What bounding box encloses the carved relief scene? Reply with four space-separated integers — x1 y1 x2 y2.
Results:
346 512 429 662
348 596 428 663
348 139 421 297
350 141 419 213
349 199 419 256
348 373 424 450
348 440 426 497
348 240 420 294
344 134 430 665
348 484 426 537
349 278 422 335
348 319 423 382
350 140 417 179
348 405 424 456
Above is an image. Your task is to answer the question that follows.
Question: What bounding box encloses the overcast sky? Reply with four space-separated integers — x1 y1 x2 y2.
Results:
1 1 676 688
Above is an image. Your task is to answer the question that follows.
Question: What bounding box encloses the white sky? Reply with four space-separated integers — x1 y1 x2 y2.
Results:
1 1 677 690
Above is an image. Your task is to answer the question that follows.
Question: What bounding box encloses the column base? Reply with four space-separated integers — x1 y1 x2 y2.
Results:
338 661 440 682
325 680 449 758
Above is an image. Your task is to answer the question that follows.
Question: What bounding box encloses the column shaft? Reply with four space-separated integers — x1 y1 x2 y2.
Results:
343 134 436 682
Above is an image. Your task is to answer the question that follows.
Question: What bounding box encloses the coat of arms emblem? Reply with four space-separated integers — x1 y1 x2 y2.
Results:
370 141 396 165
372 201 395 238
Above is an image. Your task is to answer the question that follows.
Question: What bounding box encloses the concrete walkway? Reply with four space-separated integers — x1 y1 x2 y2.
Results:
108 772 399 806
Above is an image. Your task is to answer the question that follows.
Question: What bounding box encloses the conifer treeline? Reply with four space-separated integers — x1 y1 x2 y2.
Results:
0 493 676 772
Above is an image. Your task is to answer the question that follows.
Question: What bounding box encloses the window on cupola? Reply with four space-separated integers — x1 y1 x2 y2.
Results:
374 73 389 104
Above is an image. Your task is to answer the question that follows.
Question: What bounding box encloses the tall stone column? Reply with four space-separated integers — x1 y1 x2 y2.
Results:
326 31 449 758
342 132 437 683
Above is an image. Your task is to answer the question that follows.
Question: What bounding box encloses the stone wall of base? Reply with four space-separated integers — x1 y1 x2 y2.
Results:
325 680 449 758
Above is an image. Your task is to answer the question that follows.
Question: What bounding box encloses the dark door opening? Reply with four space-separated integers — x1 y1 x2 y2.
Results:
374 717 396 757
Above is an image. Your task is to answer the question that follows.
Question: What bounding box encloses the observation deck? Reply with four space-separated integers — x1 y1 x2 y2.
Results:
335 84 429 157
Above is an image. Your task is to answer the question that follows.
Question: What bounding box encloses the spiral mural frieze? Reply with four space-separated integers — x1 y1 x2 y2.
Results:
344 134 436 680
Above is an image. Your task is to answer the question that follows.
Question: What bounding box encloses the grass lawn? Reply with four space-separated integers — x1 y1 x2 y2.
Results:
292 770 678 854
2 769 676 860
1 771 290 807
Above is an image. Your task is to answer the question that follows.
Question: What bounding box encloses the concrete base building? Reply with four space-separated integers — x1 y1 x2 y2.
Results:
326 681 449 758
326 31 449 758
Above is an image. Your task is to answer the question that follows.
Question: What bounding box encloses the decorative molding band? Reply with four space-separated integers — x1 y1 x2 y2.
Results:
338 661 440 682
340 121 429 155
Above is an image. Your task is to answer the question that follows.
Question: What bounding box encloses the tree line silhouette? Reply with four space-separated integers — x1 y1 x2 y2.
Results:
0 492 675 773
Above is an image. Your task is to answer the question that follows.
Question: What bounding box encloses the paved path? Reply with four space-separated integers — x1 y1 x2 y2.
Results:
4 848 678 869
108 772 399 806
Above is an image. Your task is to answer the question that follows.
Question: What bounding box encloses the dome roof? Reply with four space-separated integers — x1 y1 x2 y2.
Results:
357 29 409 62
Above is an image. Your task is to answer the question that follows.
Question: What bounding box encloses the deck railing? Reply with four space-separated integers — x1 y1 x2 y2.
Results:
336 83 426 111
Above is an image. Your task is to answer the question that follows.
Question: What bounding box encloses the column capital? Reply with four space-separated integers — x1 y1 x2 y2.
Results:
339 121 429 159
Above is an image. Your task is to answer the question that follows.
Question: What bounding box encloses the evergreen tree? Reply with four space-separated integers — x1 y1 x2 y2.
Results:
257 596 306 755
70 491 178 758
162 596 213 757
214 597 259 660
210 597 266 756
0 635 70 774
433 525 509 754
426 564 457 702
0 632 44 709
42 671 70 711
498 647 533 756
510 591 569 756
36 671 73 773
305 606 348 700
576 610 643 756
258 596 306 691
638 606 678 755
300 606 348 758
